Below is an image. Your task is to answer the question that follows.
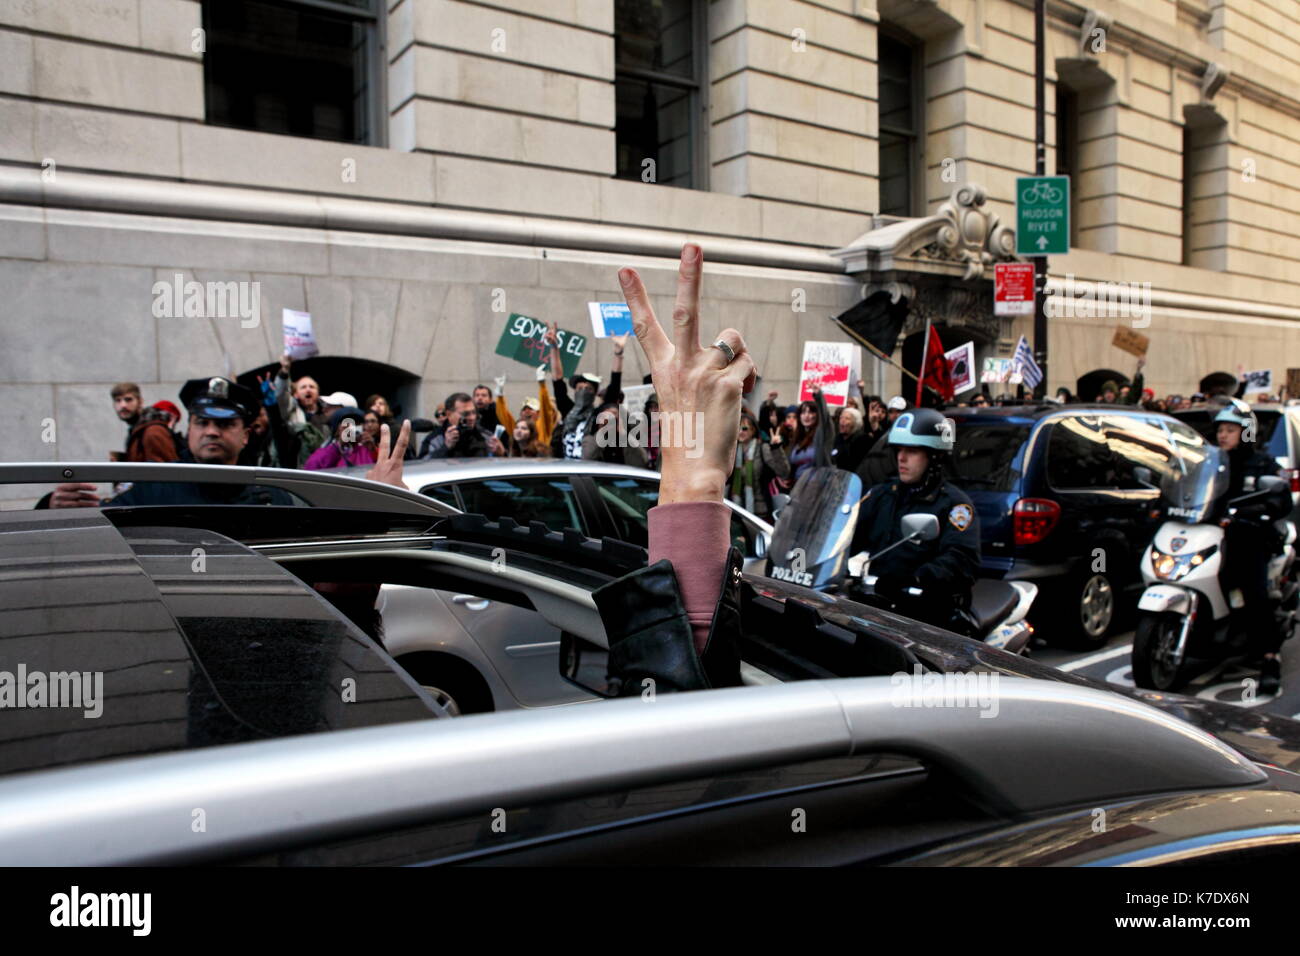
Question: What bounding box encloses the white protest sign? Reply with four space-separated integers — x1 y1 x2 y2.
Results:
282 309 319 360
798 341 861 408
621 384 654 419
1241 368 1273 394
946 342 976 395
981 357 1015 384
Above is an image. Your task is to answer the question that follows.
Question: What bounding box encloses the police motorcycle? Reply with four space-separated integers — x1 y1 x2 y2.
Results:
1130 435 1299 691
765 466 1036 653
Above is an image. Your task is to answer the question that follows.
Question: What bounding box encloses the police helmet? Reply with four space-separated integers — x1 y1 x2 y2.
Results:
1213 398 1256 431
888 408 955 452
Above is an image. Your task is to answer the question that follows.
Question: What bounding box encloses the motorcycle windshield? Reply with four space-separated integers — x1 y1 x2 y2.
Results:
1157 421 1228 522
767 467 863 588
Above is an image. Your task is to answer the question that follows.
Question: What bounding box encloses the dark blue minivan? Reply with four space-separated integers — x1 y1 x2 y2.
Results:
946 404 1209 649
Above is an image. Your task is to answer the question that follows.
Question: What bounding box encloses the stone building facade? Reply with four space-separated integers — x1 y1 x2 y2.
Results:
1 0 1298 505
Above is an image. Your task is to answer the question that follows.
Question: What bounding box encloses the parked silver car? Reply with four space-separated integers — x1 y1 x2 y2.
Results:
6 462 1300 866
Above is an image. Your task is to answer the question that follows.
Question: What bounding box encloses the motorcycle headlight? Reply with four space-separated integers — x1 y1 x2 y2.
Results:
1149 544 1217 582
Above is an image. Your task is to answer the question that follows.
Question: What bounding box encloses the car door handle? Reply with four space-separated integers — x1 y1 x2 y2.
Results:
451 594 490 611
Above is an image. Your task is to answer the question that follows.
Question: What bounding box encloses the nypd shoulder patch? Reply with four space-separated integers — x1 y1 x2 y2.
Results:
948 503 973 531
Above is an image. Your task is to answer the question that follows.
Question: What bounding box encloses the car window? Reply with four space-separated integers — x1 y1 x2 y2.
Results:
592 477 659 545
1046 415 1120 489
592 476 760 556
949 422 1031 491
456 476 587 534
418 482 460 510
1103 415 1178 490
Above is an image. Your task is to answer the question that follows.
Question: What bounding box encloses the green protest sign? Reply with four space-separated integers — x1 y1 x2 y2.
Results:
494 313 587 379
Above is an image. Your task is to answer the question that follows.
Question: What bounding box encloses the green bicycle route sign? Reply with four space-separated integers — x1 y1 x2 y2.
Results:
1015 175 1070 256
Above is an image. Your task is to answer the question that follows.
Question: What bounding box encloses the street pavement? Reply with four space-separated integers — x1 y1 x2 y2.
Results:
1034 629 1300 721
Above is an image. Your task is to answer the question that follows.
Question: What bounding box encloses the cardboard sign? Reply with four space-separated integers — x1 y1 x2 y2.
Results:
946 341 976 394
282 309 319 360
798 341 862 408
1286 368 1300 399
494 314 587 380
1112 326 1149 358
1241 368 1273 394
994 263 1035 316
587 302 634 338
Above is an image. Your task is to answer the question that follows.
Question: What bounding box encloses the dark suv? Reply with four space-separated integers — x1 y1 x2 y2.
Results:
947 404 1208 648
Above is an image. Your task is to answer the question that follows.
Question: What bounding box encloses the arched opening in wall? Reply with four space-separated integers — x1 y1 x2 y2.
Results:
237 357 421 419
899 323 997 407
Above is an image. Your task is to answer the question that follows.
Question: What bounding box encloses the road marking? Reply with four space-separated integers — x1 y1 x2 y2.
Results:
1058 643 1133 673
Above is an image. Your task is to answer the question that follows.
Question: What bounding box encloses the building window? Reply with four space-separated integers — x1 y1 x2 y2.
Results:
201 0 383 146
877 32 921 217
1182 117 1228 269
1055 86 1079 246
614 0 707 189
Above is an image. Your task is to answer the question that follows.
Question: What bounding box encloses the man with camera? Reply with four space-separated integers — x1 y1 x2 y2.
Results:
420 392 505 459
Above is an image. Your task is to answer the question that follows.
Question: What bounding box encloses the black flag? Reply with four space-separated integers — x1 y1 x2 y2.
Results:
834 290 910 358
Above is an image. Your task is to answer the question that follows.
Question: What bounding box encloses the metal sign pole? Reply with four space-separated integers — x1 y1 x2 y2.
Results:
1033 0 1048 399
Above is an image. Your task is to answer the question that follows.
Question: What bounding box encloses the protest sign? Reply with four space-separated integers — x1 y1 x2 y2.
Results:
1241 368 1273 394
945 341 976 394
1112 326 1149 358
282 309 319 360
980 357 1018 384
621 384 654 420
798 341 861 407
587 302 634 338
494 314 587 380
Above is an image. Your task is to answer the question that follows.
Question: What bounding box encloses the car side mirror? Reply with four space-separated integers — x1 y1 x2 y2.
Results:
770 493 791 519
559 631 619 698
1133 466 1154 487
901 513 940 542
1257 474 1287 493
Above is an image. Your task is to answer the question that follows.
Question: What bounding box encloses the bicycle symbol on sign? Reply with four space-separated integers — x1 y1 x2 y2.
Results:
1020 180 1063 205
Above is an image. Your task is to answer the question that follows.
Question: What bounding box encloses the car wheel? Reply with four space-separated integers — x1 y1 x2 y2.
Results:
1053 569 1115 649
420 684 463 717
1132 613 1189 691
395 652 495 716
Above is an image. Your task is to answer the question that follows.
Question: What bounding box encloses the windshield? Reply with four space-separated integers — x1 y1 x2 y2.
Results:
767 467 861 587
1155 420 1228 522
950 421 1031 491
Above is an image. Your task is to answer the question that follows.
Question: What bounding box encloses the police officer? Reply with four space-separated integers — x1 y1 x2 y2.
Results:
849 407 982 632
1216 400 1291 694
46 377 296 508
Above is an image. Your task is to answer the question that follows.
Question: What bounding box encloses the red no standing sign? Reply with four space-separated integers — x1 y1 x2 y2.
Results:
995 263 1035 316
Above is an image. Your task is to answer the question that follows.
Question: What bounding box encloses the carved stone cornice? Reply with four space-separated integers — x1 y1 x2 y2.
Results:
832 184 1018 281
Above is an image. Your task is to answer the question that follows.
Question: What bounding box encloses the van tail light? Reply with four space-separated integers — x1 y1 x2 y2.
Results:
1013 498 1060 546
1286 468 1300 494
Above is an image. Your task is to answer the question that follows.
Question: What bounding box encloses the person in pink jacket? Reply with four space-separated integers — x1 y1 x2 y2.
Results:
304 407 378 471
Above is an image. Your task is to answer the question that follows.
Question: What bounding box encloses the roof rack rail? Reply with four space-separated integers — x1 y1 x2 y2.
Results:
0 462 456 519
435 513 648 576
0 676 1266 865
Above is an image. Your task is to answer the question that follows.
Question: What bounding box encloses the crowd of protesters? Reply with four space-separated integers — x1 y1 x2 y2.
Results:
102 337 1289 524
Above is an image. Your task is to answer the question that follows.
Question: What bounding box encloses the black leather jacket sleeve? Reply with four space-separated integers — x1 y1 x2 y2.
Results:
591 548 744 696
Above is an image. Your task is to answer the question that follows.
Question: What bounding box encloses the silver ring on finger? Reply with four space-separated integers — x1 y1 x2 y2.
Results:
712 339 737 365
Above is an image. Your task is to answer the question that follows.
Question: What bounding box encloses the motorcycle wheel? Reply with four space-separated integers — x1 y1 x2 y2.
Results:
1132 613 1189 691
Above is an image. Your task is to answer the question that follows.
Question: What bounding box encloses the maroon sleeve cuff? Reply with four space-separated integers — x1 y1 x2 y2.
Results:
648 501 731 652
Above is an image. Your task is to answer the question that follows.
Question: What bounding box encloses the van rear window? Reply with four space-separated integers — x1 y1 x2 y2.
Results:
949 423 1030 492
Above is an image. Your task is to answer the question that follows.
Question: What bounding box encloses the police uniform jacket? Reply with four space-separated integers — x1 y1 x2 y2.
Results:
850 467 982 597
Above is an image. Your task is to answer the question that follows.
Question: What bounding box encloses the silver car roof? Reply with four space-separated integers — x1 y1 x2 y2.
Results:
0 675 1265 865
